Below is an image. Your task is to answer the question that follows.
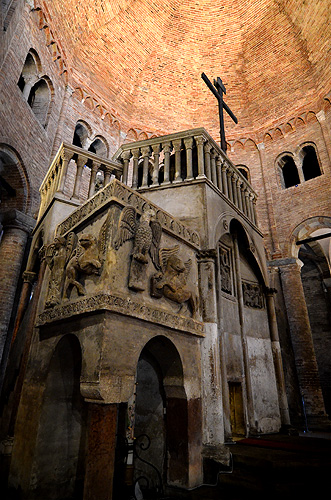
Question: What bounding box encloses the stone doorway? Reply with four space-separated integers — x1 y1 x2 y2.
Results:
228 382 246 438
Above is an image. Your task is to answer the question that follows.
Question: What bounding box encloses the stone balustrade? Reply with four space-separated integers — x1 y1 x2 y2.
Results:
38 142 123 220
113 128 258 226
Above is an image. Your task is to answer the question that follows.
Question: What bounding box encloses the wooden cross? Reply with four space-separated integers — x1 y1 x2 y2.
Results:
201 72 238 153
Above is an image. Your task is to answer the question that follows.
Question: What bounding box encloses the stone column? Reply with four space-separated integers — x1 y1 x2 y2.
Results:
172 139 182 183
184 137 194 180
0 210 35 369
131 149 140 189
88 162 100 198
121 150 131 185
194 135 205 178
162 142 171 184
278 258 328 429
151 144 161 186
83 403 118 500
141 146 151 188
211 150 218 187
264 276 291 427
221 163 228 197
204 142 212 180
233 235 256 434
72 156 86 200
198 250 225 445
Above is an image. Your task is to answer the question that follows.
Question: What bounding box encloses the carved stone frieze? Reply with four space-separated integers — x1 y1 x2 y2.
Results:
36 292 204 336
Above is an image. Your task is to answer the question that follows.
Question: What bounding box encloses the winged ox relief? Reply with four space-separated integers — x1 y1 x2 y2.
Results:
114 206 162 291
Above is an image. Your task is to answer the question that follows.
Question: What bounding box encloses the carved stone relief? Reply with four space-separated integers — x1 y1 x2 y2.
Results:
150 246 198 318
242 281 264 309
114 206 162 291
219 245 233 295
44 211 112 307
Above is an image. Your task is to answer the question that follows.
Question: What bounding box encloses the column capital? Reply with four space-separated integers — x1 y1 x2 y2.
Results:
197 249 217 262
22 270 37 285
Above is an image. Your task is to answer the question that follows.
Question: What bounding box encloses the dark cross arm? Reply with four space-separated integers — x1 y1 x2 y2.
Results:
201 72 238 124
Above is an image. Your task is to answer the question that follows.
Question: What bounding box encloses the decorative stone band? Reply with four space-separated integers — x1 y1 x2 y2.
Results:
56 179 200 249
36 292 205 337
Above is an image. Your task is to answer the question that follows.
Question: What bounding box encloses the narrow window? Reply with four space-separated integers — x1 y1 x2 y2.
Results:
28 79 51 127
281 155 300 188
301 145 321 181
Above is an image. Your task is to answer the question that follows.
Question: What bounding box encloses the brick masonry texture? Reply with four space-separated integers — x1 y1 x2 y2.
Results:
1 1 330 259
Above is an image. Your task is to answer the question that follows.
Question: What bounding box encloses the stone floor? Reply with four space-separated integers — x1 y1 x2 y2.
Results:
162 431 331 500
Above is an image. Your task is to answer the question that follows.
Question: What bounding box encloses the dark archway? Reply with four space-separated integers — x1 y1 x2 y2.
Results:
133 336 188 495
33 335 86 500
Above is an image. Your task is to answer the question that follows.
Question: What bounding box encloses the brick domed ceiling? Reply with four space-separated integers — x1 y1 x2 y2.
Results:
45 0 331 140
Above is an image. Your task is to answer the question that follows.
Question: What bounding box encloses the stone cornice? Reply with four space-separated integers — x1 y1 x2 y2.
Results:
36 292 205 337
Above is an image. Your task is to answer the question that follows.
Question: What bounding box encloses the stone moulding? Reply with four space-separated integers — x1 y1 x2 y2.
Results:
36 292 205 337
55 179 200 249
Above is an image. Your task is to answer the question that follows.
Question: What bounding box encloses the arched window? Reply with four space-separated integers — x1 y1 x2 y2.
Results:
72 122 91 149
236 165 250 182
300 145 321 181
28 78 52 127
279 155 300 189
17 51 40 96
88 137 108 158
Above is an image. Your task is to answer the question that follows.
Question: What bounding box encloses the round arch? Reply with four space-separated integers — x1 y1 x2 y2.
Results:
289 216 331 259
0 143 30 214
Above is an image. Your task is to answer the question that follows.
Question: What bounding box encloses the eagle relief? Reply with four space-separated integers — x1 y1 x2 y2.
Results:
114 206 162 291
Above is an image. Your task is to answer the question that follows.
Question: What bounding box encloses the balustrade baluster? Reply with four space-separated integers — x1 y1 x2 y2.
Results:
162 142 171 184
252 195 257 225
173 139 183 183
89 162 101 198
232 173 238 207
195 135 205 178
104 168 111 186
226 169 233 202
72 156 86 200
131 149 140 189
236 179 243 212
221 162 228 197
204 142 212 181
183 137 194 180
121 150 131 185
141 146 151 188
211 150 217 187
152 144 161 186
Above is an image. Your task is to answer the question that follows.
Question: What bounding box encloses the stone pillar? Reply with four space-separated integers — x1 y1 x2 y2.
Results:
58 149 72 194
278 258 329 429
194 135 205 178
221 163 228 197
233 235 256 434
172 139 183 183
151 144 161 186
141 146 151 188
88 162 100 198
204 142 212 180
131 149 140 189
211 150 218 187
83 403 118 500
162 142 171 184
0 210 35 369
264 278 291 427
198 250 225 446
104 168 112 186
72 156 86 200
121 150 131 185
184 137 194 180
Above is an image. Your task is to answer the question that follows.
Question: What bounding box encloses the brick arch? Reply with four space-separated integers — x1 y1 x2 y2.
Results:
0 143 31 214
289 216 331 259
